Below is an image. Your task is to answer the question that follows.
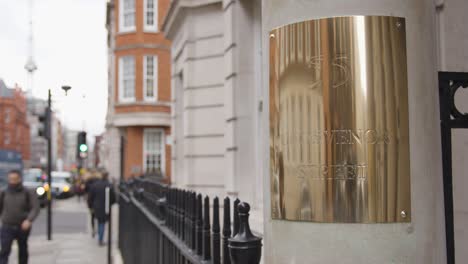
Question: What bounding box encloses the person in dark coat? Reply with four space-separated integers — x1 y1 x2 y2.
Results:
0 170 40 264
84 172 98 237
87 172 115 246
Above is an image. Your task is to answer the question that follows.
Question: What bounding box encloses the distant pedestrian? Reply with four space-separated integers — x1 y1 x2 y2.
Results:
84 172 98 237
0 170 40 264
74 177 85 203
87 172 114 246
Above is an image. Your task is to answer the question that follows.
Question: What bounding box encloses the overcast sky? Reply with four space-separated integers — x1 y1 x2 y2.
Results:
0 0 108 137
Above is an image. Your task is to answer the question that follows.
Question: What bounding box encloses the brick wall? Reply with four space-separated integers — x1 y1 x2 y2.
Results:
123 126 171 181
114 103 170 114
124 126 143 178
112 0 172 182
0 88 30 161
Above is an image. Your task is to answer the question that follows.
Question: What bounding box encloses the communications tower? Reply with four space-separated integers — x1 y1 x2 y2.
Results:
24 0 37 97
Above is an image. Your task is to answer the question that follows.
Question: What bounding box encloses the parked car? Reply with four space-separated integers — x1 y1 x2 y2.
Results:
0 150 23 189
22 168 47 207
44 171 73 199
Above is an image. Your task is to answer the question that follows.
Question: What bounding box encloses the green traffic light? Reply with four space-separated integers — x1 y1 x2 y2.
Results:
79 144 88 152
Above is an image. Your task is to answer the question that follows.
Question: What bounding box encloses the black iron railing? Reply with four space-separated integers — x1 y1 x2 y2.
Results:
118 177 262 264
439 71 468 264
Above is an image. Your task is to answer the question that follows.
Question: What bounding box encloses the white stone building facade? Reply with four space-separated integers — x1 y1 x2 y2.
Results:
163 0 468 262
163 0 264 230
103 0 122 181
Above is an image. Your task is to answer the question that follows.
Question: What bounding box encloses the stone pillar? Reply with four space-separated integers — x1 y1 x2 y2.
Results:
261 0 446 263
224 0 263 209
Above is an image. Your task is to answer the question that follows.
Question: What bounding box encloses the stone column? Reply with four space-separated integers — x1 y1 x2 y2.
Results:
261 0 446 263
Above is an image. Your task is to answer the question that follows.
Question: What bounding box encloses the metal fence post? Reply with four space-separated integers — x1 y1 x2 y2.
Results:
233 199 240 236
222 197 232 264
106 186 112 264
202 196 211 261
191 192 197 250
228 202 262 264
196 194 203 256
118 181 263 264
212 197 221 264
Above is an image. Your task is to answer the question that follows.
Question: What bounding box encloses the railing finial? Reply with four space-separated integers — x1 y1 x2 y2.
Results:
228 202 262 264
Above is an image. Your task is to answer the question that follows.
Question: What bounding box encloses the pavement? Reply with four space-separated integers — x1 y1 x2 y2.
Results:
7 197 123 264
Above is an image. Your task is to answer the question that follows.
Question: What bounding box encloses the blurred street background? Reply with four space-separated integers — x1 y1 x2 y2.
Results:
9 198 119 264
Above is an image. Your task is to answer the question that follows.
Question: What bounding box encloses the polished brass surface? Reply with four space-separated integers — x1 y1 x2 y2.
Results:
269 16 411 223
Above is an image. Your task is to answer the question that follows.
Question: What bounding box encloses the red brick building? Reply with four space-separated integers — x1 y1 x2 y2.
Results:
104 0 172 182
0 80 30 163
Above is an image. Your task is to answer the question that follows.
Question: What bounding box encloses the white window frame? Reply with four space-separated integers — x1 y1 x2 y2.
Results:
4 132 10 145
119 56 136 103
143 128 166 176
143 55 158 102
119 0 136 32
4 108 10 123
143 0 158 32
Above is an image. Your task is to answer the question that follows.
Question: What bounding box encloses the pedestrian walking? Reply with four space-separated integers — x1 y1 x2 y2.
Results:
84 172 98 237
74 177 85 203
0 170 40 264
87 172 114 246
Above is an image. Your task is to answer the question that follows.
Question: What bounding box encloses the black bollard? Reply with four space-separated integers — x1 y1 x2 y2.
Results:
228 202 262 264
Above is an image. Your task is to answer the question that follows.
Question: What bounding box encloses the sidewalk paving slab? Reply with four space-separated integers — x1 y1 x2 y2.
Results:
7 199 123 264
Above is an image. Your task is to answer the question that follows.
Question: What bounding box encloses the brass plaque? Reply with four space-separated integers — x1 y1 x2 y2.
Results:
269 16 411 223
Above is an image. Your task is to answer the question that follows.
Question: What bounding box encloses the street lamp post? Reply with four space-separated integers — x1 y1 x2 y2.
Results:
46 89 51 241
46 85 71 241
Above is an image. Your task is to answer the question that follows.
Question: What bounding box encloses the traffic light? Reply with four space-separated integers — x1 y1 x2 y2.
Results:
77 131 88 159
38 110 50 139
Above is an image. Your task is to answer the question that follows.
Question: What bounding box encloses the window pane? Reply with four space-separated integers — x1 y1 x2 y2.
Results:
122 0 135 28
124 14 135 27
122 57 135 99
146 80 154 97
144 130 163 173
147 12 154 25
145 0 157 28
145 56 155 99
146 57 153 74
124 0 134 10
